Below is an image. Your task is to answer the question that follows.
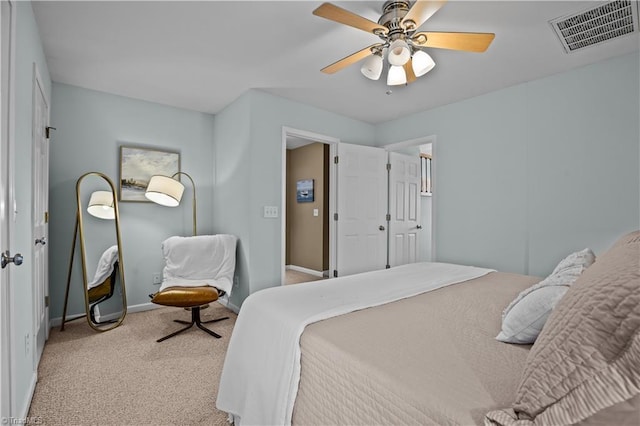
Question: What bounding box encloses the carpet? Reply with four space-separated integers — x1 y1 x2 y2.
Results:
28 303 236 425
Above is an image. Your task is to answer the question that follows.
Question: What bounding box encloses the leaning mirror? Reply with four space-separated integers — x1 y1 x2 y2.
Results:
61 172 127 331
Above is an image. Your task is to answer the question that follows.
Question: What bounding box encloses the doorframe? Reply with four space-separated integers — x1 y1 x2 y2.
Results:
281 127 339 285
1 0 16 419
382 135 437 261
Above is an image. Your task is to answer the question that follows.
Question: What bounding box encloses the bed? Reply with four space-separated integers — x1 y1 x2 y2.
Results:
217 231 640 426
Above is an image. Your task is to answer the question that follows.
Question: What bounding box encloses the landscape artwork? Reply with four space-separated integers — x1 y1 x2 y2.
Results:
119 146 180 202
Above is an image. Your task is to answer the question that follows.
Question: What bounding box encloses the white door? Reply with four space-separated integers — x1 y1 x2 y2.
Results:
1 0 15 419
335 143 387 276
388 152 421 267
32 67 49 366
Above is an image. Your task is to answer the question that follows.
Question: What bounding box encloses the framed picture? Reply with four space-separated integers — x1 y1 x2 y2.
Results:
119 145 180 202
296 179 314 203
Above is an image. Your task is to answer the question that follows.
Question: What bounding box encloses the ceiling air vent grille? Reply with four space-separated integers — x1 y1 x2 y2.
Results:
550 0 639 53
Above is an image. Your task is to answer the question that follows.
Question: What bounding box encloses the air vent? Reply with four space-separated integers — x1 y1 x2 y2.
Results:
550 0 639 53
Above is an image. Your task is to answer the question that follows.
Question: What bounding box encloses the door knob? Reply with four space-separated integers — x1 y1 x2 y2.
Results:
379 225 385 231
1 251 23 269
416 225 423 229
35 237 47 246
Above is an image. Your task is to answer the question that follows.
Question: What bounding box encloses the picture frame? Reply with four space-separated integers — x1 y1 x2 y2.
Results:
119 145 180 202
296 179 314 203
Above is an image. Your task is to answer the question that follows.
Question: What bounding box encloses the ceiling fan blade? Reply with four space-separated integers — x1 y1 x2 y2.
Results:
404 60 417 83
321 44 383 74
401 0 448 30
412 31 495 52
313 3 388 36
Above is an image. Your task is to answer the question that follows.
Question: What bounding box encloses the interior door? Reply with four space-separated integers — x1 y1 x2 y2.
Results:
335 143 387 276
0 0 15 418
32 67 49 366
388 151 421 267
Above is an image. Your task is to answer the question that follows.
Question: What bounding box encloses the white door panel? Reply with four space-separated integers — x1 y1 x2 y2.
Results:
336 143 387 276
32 67 49 367
389 152 421 267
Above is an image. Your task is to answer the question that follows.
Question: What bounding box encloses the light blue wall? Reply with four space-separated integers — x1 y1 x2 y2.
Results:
376 53 640 277
13 0 51 416
49 83 216 320
212 90 375 307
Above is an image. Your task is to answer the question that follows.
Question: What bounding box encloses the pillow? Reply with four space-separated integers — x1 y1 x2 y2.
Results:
486 230 640 426
496 248 595 344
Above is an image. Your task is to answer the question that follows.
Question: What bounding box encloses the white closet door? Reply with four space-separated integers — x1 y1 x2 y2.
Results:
388 152 421 267
335 143 387 277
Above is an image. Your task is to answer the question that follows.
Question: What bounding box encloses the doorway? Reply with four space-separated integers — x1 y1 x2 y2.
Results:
281 127 337 285
383 135 437 262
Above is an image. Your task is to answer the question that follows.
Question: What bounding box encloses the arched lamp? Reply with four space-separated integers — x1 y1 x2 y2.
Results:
145 172 197 236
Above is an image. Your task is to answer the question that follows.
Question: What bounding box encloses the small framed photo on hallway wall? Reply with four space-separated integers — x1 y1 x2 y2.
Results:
296 179 314 203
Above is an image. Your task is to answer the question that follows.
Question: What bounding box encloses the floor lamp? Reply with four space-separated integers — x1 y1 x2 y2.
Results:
145 172 197 236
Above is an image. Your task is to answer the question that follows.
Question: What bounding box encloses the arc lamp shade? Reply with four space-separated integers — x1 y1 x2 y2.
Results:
145 175 184 207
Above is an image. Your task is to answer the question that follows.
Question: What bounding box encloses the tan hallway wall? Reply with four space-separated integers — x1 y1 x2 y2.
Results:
286 143 328 272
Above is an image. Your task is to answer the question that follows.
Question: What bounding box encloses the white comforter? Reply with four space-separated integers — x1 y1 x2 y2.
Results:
216 262 494 426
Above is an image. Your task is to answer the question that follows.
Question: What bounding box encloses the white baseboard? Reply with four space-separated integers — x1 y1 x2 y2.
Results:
49 302 162 328
216 297 240 314
286 265 324 277
17 371 37 422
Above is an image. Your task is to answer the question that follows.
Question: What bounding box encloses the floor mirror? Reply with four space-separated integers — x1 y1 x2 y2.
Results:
61 172 127 332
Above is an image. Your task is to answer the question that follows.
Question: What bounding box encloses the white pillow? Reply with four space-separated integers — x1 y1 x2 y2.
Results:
496 248 595 344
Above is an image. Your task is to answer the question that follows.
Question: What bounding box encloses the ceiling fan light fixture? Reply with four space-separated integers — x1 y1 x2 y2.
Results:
361 54 383 80
412 50 436 77
387 65 407 86
387 39 411 66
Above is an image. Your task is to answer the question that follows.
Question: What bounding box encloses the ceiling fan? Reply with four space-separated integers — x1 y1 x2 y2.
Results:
313 0 495 86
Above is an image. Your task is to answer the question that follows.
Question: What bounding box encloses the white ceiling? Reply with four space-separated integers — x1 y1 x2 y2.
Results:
32 1 640 124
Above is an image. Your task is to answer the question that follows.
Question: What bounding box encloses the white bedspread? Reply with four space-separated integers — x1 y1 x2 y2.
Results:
216 262 494 426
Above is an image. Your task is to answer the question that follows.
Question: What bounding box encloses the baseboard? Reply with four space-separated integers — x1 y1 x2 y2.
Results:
17 371 37 422
286 265 324 277
49 302 162 328
216 297 240 314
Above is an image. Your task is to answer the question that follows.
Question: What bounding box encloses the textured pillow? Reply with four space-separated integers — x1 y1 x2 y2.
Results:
486 230 640 426
496 248 595 344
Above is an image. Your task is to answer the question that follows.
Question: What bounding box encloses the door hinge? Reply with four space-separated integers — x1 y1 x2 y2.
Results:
44 211 49 223
386 213 391 221
333 270 338 277
334 213 338 221
334 156 339 164
45 296 49 307
45 126 56 139
386 163 391 171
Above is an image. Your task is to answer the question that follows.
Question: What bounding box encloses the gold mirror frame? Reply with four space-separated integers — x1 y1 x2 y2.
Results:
60 172 127 332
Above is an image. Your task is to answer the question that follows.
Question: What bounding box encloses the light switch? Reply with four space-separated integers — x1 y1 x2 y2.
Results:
313 208 319 217
264 206 278 218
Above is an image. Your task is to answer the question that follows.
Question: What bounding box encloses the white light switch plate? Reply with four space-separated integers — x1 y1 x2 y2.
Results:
313 208 319 217
264 206 278 218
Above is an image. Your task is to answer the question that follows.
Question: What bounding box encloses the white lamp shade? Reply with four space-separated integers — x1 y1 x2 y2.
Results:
145 175 184 207
87 191 115 220
387 65 407 86
412 50 436 77
361 54 383 80
387 39 411 66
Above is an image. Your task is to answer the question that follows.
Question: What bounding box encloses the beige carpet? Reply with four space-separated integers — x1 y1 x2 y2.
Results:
28 304 236 426
285 269 326 285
